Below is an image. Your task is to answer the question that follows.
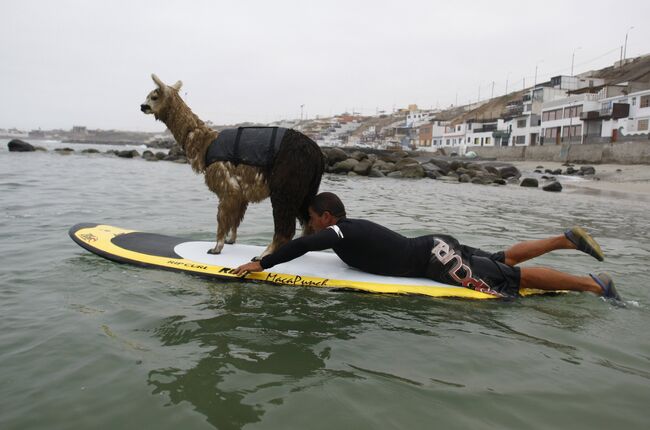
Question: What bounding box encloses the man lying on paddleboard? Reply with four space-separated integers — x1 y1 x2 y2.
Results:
234 192 620 300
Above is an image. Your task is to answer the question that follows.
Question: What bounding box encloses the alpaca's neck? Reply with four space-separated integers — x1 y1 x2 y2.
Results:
158 93 217 172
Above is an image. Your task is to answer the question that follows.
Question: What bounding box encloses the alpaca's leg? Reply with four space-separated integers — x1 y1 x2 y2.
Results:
258 193 297 259
225 200 248 244
208 200 232 254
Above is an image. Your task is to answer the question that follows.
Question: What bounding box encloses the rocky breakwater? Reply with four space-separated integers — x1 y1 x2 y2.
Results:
320 147 570 191
6 139 187 163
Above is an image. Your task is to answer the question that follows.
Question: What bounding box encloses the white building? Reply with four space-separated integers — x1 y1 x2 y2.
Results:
465 119 509 148
509 86 569 146
582 86 650 143
429 120 450 148
540 94 601 145
440 123 468 148
548 75 606 91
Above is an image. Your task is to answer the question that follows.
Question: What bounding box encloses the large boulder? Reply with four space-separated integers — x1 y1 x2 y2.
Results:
449 160 465 171
565 166 578 175
580 165 596 175
380 150 409 163
399 163 425 178
81 148 100 154
368 168 385 178
455 167 475 178
482 162 521 179
520 177 539 187
373 159 395 173
323 147 348 165
117 150 139 158
421 162 446 178
466 162 486 172
427 158 451 175
331 158 359 174
393 157 419 170
501 165 521 179
142 150 157 161
349 150 368 161
8 139 35 152
543 181 563 192
352 159 373 176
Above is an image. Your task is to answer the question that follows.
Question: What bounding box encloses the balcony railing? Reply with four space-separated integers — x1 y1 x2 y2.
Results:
581 103 629 120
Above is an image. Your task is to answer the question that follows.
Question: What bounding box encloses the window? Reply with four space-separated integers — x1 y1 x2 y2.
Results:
543 108 563 122
517 119 527 128
544 128 559 139
562 125 582 138
564 105 583 118
639 119 649 131
515 135 526 144
474 138 479 145
485 137 491 145
632 97 636 106
641 95 650 108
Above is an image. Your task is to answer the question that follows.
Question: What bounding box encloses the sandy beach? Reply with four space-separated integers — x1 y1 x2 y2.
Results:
513 161 650 197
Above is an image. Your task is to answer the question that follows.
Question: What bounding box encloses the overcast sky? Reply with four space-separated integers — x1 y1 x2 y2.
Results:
2 0 649 132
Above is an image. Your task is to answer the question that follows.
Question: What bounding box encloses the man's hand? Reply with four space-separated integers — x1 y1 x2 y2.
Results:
233 261 263 276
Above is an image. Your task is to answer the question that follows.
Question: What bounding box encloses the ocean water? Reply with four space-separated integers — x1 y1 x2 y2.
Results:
1 140 649 430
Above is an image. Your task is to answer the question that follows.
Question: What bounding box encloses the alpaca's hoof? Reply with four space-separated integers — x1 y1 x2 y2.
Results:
207 248 221 255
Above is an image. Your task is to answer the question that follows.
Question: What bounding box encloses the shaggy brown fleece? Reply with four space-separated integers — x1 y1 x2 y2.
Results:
141 74 324 257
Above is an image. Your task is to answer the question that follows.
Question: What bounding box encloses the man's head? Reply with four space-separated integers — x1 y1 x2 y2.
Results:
308 192 346 232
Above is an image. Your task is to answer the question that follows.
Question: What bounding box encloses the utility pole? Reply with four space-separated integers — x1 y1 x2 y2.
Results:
620 46 624 65
623 26 634 61
478 85 481 104
300 104 304 122
491 81 495 100
571 47 581 76
505 74 509 95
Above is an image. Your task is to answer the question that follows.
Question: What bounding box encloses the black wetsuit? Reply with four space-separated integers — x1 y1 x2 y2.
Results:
260 218 520 297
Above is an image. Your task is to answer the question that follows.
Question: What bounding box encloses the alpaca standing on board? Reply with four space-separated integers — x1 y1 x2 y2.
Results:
141 74 324 258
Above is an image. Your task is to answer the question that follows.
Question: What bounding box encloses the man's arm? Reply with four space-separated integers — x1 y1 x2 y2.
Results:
233 227 342 275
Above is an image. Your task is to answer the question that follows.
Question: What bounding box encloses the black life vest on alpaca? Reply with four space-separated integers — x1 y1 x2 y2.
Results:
205 127 287 168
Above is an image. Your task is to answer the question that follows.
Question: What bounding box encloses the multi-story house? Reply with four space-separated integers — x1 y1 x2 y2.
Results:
465 119 505 148
441 122 468 148
540 94 601 145
581 85 650 143
510 86 568 146
430 120 449 148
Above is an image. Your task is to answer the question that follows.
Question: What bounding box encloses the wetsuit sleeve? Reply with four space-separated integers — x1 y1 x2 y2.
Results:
260 228 342 269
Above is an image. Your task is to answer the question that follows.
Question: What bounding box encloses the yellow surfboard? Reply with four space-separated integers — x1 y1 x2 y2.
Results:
69 223 548 299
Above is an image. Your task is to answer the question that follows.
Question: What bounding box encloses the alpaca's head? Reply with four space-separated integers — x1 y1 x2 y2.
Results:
141 74 183 120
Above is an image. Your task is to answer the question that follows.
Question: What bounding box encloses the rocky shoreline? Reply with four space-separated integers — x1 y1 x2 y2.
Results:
8 139 609 192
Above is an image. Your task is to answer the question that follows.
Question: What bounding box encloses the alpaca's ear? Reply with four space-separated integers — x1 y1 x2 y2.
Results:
152 74 165 89
171 80 183 91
